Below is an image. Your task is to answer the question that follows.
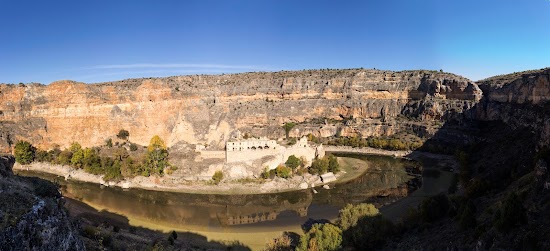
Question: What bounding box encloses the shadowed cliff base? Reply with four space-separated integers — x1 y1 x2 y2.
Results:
375 68 550 250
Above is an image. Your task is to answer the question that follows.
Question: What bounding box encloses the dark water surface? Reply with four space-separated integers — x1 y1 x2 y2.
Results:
17 154 422 234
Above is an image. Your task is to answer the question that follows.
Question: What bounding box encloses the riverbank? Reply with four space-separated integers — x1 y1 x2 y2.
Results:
324 145 412 157
13 147 453 195
14 161 353 195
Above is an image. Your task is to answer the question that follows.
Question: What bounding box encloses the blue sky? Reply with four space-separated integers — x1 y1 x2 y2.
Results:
0 0 548 84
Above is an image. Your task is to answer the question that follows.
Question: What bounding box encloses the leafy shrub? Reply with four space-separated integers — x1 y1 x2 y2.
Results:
69 142 82 153
275 165 292 179
14 140 35 164
71 149 84 168
285 155 302 169
307 133 320 144
261 167 272 179
212 171 224 185
56 150 73 166
103 160 123 181
34 149 50 162
117 129 130 140
297 223 342 251
327 154 340 173
309 155 340 175
338 203 379 231
144 135 170 176
309 158 328 175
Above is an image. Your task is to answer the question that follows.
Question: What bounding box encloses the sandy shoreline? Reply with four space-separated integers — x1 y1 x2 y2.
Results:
13 147 451 195
13 161 336 194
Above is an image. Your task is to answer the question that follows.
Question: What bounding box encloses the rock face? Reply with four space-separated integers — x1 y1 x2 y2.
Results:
0 69 481 152
477 68 550 105
476 68 550 146
0 156 85 250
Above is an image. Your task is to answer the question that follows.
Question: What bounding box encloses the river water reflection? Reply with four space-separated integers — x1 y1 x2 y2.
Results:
18 154 421 246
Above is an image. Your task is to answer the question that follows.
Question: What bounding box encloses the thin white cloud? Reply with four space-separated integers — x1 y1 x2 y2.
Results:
89 63 269 70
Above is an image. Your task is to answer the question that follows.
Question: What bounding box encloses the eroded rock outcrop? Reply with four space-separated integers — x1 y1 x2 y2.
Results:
476 68 550 146
0 156 85 250
0 69 481 152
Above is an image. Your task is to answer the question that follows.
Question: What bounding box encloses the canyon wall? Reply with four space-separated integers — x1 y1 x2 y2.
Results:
476 68 550 146
0 69 482 152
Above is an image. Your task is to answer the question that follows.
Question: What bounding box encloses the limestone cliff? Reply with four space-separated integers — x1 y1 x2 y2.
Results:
0 69 481 152
476 68 550 146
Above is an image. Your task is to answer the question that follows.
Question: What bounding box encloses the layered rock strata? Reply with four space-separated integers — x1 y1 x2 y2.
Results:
0 69 482 152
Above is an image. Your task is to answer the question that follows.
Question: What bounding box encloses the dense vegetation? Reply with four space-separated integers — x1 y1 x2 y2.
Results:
14 141 35 165
260 154 340 180
265 203 394 251
13 133 173 181
308 154 339 175
327 134 423 151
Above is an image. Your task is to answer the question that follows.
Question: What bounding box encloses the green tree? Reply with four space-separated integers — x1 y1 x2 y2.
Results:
338 203 380 231
275 165 292 179
309 158 329 175
148 135 166 152
56 150 73 166
70 148 84 168
82 148 101 170
14 140 35 164
104 160 122 181
69 142 82 153
285 155 302 169
282 122 296 139
327 154 340 173
297 223 342 251
116 129 130 140
34 149 50 162
212 170 224 185
144 135 170 176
